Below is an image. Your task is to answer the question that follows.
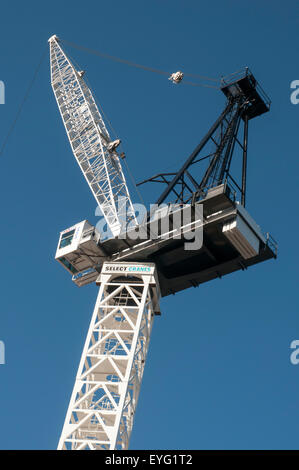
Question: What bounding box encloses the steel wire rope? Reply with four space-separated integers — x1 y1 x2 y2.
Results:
0 47 48 158
61 39 220 89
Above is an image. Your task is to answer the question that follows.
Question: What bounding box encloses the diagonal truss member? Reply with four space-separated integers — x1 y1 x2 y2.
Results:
57 262 161 450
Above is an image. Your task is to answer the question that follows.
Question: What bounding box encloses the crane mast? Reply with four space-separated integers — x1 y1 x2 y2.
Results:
49 35 136 237
57 262 160 450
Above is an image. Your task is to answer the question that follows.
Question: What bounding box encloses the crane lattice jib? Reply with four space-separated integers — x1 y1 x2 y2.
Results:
49 36 136 237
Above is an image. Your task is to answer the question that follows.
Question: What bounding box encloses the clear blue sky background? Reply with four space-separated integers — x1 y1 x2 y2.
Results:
0 0 298 450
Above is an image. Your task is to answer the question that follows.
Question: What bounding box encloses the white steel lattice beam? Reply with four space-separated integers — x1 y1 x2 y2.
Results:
49 35 136 237
57 262 161 450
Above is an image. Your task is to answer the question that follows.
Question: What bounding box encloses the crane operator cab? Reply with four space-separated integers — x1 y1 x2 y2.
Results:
55 220 104 286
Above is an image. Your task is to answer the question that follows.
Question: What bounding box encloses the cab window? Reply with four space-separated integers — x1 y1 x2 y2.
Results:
59 256 78 274
59 229 75 249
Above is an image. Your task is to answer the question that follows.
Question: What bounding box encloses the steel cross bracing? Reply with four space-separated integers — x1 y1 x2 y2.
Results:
138 68 271 209
57 262 160 450
49 36 136 237
138 99 244 206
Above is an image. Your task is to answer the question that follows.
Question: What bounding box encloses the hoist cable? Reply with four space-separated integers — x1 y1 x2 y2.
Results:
61 39 220 89
0 48 47 158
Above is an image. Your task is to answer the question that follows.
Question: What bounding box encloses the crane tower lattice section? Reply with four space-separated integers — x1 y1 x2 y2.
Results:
57 262 160 450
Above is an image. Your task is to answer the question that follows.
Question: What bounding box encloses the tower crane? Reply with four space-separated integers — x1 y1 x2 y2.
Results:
49 35 277 450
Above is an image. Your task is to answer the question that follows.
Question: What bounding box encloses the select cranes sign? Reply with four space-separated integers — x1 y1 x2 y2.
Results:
103 264 153 274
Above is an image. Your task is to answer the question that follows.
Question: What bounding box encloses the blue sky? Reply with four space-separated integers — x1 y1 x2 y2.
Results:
0 0 298 450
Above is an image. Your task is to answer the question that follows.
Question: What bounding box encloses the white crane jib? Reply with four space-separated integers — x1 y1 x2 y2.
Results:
49 35 136 237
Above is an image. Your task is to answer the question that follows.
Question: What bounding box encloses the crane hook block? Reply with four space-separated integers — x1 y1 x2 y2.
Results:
107 139 121 152
168 71 184 84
